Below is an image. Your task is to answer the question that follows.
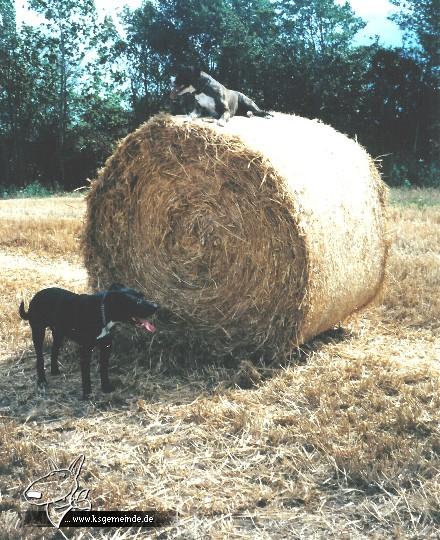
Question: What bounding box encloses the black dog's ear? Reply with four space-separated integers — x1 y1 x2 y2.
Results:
109 283 125 291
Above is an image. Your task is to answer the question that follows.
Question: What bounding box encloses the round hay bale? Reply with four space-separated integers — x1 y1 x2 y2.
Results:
83 113 388 359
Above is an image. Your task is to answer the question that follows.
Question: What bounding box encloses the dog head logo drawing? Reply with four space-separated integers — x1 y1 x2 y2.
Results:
23 454 91 528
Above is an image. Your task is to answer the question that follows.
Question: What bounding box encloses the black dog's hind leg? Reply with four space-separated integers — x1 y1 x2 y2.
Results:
50 328 63 376
99 337 115 394
31 325 47 388
239 93 272 118
79 346 93 399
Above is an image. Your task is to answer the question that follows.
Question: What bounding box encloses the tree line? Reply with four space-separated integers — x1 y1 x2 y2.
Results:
0 0 438 192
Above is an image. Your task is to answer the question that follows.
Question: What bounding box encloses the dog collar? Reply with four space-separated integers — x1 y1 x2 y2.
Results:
97 321 115 340
96 292 114 340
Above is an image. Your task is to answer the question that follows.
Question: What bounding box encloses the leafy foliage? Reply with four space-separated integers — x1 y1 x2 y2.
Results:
0 0 438 192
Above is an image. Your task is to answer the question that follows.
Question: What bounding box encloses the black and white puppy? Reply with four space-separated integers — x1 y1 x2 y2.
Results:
170 67 272 126
19 284 159 399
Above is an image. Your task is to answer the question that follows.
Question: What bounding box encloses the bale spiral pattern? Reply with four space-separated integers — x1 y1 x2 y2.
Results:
83 113 388 359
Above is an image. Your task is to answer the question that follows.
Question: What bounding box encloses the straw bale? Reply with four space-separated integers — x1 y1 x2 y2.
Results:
83 113 388 359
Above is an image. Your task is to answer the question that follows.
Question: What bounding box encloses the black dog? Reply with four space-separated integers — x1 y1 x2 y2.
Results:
19 285 159 399
170 67 272 125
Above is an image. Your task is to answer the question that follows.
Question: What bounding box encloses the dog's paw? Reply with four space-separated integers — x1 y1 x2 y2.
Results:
216 119 226 127
183 114 198 123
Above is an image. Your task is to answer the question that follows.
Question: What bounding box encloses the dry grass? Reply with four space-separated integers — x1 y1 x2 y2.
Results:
0 189 439 539
0 197 84 262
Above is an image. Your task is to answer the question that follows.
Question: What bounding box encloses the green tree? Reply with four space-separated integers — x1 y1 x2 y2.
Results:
120 2 172 123
2 0 436 189
0 0 15 40
390 0 439 72
275 0 365 117
120 0 280 118
389 0 439 184
0 0 19 185
0 1 130 189
28 0 100 186
0 2 57 186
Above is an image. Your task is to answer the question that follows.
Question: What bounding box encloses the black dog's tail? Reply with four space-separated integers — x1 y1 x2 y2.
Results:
19 301 29 320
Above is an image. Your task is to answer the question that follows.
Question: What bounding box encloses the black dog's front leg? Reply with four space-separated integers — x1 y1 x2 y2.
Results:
50 328 63 376
215 93 232 126
184 108 202 122
218 109 231 125
99 337 115 394
79 345 93 399
31 325 47 389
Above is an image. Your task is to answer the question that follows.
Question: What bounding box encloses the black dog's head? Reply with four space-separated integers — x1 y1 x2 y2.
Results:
106 284 159 333
170 66 201 100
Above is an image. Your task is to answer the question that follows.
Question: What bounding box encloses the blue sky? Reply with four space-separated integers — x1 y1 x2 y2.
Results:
337 0 402 46
15 0 403 47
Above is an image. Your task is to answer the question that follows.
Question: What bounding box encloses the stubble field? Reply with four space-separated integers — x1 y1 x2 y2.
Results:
0 189 439 539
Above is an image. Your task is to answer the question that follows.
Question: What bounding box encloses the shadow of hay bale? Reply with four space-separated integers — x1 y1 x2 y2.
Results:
83 113 389 363
1 321 349 423
110 321 350 393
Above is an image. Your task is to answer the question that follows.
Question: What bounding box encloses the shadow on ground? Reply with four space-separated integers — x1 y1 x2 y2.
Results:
0 325 350 424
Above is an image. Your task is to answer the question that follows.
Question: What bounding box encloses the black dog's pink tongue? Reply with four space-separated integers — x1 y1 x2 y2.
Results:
138 319 156 333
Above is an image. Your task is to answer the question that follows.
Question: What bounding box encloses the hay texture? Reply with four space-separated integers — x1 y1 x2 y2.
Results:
83 113 388 359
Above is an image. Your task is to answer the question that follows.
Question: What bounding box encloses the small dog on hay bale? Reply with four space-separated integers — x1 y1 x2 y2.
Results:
170 66 273 126
19 284 158 399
